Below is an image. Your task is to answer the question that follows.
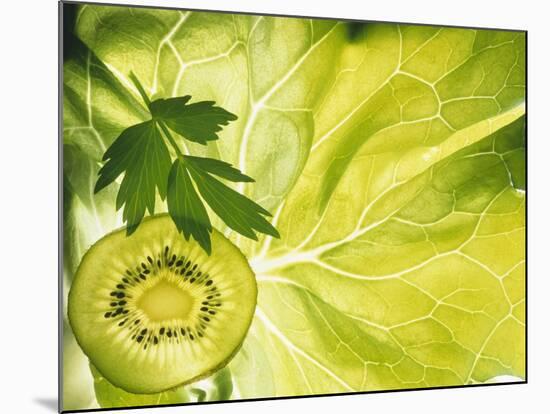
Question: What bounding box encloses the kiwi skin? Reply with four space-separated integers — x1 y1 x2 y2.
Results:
68 214 257 394
90 318 251 396
88 299 254 396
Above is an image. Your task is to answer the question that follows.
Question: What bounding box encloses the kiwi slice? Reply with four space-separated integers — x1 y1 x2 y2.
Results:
68 215 257 394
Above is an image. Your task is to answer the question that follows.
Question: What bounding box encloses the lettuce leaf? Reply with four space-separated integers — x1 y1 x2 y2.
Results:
63 3 525 408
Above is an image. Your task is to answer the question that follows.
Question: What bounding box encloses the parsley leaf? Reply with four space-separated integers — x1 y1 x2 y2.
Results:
94 72 279 254
94 120 171 234
150 97 238 145
186 162 280 241
167 156 277 253
184 155 254 182
167 159 213 254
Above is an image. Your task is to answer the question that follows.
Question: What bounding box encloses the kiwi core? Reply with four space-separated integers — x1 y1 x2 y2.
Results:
137 280 194 321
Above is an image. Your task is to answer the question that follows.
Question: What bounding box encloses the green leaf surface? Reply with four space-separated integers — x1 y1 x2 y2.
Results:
63 33 146 285
90 366 233 408
64 3 525 408
63 322 97 410
241 117 525 394
151 96 238 145
91 365 191 408
63 40 130 326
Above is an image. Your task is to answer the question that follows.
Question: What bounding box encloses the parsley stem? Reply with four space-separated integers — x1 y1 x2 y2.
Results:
128 71 187 159
128 71 152 108
158 121 186 159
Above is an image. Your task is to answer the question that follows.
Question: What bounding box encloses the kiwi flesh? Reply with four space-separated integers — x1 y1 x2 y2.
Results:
68 215 257 394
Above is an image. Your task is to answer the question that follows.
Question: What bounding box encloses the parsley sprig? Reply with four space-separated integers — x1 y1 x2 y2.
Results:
94 72 279 254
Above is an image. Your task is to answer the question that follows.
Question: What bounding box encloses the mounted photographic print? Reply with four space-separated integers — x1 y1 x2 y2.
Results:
61 1 526 412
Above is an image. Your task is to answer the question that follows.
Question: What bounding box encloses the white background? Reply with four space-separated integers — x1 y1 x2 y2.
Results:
0 0 546 413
